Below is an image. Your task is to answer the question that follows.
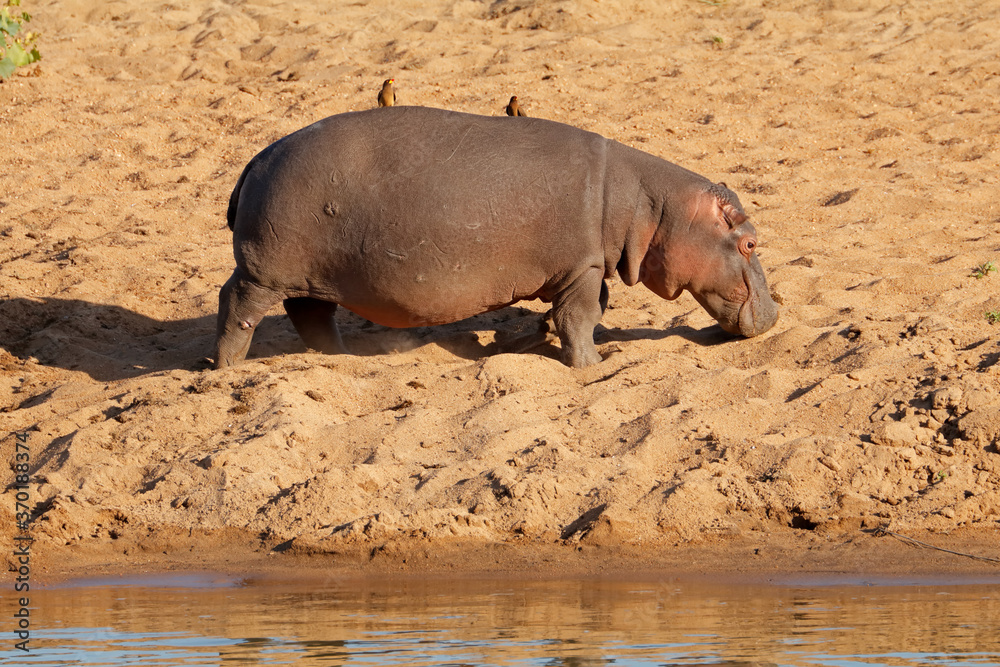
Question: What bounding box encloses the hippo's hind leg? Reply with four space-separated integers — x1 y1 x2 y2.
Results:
283 297 349 355
551 269 606 368
215 270 282 369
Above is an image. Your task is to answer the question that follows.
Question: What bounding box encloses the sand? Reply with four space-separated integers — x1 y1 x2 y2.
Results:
2 0 999 581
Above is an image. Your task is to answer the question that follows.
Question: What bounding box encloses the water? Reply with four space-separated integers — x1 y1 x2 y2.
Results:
3 574 999 666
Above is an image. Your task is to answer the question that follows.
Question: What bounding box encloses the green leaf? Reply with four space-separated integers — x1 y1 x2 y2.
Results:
5 41 29 67
1 18 19 38
0 55 16 80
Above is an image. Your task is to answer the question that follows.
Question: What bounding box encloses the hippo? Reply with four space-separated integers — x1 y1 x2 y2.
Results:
215 106 778 369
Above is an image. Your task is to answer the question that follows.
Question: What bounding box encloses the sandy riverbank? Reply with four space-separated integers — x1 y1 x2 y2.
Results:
2 0 999 581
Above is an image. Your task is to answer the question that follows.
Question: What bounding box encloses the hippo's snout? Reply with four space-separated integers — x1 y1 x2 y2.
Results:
715 297 777 338
735 283 779 337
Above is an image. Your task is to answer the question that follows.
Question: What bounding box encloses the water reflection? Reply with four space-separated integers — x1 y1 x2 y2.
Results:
2 576 999 666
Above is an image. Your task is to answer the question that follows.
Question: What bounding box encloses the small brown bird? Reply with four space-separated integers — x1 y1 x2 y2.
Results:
505 95 527 117
377 78 395 107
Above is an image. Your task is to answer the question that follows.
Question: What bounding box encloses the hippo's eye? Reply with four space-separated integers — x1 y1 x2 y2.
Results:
741 237 756 256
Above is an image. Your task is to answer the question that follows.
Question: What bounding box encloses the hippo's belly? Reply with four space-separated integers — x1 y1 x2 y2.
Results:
319 236 552 328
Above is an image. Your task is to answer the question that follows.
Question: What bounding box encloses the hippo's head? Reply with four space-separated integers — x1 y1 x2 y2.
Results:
639 184 778 337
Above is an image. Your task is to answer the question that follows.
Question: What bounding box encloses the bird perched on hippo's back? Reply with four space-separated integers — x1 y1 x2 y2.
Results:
377 78 395 107
505 95 527 116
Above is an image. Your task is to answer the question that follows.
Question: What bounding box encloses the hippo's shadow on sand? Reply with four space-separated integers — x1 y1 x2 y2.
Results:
596 323 735 347
0 297 736 382
0 297 220 382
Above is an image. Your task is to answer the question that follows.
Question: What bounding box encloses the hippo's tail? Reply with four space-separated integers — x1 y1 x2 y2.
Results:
226 159 256 232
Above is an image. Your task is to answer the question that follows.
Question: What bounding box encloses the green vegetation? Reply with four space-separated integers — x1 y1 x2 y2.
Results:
0 1 40 80
986 310 1000 325
972 260 997 279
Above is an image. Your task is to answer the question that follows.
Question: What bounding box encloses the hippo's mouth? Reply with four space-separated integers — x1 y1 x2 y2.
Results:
705 273 752 337
737 293 760 336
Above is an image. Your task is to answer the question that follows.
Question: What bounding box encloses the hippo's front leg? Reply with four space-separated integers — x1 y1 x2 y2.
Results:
551 267 606 368
540 280 608 336
283 297 349 355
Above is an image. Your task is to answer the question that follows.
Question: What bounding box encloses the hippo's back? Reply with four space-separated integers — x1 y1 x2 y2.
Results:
232 106 608 231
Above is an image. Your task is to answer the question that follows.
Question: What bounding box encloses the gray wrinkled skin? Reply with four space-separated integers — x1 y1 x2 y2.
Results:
216 106 778 369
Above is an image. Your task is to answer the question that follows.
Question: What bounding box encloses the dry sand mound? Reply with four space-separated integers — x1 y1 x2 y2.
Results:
2 0 999 578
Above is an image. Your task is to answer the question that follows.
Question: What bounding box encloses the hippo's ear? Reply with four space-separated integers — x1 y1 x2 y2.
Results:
707 182 747 229
718 198 747 229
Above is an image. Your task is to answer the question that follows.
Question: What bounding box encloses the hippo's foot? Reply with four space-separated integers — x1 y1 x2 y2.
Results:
552 268 606 368
539 309 601 366
283 297 349 355
561 343 603 368
215 271 282 369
